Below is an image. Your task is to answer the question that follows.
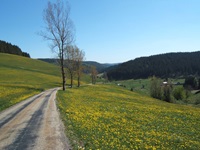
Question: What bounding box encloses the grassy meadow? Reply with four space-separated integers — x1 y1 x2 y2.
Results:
114 79 151 95
0 53 61 111
57 84 200 149
114 78 185 95
114 78 200 106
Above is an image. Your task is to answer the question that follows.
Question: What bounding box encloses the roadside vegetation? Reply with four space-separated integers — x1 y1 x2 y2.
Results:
0 53 61 111
57 84 200 149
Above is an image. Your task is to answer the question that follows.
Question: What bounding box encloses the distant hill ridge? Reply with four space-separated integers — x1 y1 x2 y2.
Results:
107 51 200 80
38 58 117 72
0 40 30 58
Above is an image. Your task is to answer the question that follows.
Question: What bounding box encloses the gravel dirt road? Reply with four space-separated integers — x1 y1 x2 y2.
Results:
0 88 71 150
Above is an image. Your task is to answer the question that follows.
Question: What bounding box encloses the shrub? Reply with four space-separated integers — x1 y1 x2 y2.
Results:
150 76 162 99
162 85 172 102
173 87 186 100
184 76 198 90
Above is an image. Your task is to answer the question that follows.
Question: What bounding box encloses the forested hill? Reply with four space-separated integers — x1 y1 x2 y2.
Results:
0 40 30 57
107 51 200 80
83 61 117 72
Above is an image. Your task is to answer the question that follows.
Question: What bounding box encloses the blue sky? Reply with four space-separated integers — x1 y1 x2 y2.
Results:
0 0 200 63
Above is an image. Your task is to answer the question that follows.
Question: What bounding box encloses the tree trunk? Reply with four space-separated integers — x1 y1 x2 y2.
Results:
62 69 66 90
61 66 66 91
77 64 81 87
77 75 80 87
68 70 73 88
70 74 73 88
61 54 66 91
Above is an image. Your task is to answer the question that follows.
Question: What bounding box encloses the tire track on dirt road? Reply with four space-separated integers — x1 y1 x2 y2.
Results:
0 94 42 128
0 88 70 150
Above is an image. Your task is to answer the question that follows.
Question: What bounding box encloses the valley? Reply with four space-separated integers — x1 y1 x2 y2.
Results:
1 1 200 149
0 53 200 149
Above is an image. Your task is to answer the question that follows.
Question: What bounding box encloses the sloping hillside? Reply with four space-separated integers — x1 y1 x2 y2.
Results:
57 84 200 149
0 53 61 111
107 51 200 80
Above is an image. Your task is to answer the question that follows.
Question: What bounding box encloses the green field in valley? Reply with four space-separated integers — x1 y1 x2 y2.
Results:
114 78 200 107
114 78 185 96
57 84 200 149
0 53 61 111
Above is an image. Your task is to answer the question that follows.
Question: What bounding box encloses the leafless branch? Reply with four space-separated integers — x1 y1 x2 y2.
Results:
39 0 75 90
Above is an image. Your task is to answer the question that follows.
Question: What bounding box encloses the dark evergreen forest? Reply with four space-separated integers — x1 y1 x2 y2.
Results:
0 40 30 57
107 51 200 80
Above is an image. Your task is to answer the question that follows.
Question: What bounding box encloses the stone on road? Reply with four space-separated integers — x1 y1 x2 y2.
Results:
0 88 70 150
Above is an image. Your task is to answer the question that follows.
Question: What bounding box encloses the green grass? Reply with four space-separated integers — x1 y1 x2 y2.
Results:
114 78 200 106
57 84 200 149
114 79 151 95
114 78 185 96
0 53 61 111
186 93 200 106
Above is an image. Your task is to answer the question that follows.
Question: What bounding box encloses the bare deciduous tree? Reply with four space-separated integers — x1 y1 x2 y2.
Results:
91 66 98 84
65 45 76 88
74 47 85 87
65 45 85 88
40 0 74 91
